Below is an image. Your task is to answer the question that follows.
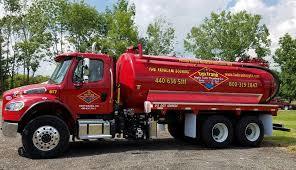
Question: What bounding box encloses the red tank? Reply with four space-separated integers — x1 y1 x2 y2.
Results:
116 50 279 112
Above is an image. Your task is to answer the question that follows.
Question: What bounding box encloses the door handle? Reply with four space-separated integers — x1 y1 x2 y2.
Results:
74 82 83 89
101 92 107 102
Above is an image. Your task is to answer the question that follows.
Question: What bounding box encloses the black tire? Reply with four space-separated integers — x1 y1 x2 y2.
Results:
22 115 70 159
168 123 184 139
167 111 185 140
235 116 264 147
201 115 233 148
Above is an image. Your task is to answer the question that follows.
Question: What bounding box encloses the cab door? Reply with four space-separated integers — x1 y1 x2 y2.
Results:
61 56 113 115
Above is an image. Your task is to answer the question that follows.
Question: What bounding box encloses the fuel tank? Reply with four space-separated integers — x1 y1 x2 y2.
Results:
116 52 279 111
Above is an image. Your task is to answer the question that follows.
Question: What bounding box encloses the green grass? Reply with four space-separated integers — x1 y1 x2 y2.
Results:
265 111 296 152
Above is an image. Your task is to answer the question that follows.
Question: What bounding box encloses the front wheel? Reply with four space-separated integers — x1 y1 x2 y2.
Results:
22 115 70 158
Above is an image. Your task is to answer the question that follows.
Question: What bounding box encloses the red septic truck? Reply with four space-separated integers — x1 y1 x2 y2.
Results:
1 44 280 158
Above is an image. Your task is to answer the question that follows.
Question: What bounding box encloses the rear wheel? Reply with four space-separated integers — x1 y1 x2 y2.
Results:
22 115 70 158
201 115 233 148
168 123 184 139
167 112 184 139
235 116 264 147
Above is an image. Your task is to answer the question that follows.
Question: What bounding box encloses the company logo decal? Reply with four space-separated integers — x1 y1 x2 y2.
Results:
189 67 229 90
78 90 100 104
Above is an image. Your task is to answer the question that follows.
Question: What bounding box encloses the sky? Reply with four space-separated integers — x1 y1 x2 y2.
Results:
87 0 296 66
131 0 295 57
85 0 116 11
89 0 296 67
1 0 296 75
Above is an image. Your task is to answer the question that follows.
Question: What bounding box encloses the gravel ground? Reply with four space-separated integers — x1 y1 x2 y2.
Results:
0 102 295 170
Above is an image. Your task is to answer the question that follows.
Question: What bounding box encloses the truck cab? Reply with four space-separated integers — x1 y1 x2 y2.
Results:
55 52 114 116
2 52 114 121
2 52 116 158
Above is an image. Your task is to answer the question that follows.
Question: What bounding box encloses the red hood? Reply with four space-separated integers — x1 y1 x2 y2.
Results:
3 83 60 97
3 83 60 104
1 83 62 122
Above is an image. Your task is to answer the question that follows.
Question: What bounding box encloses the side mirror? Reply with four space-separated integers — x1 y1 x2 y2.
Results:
83 58 90 82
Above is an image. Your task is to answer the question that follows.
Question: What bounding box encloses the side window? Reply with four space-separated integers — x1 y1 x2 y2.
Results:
73 58 104 83
88 59 104 82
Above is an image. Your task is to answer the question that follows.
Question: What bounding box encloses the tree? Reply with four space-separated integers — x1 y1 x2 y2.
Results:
143 17 176 55
64 1 103 52
0 0 143 93
3 0 20 13
1 0 22 90
34 0 68 56
0 25 4 93
184 10 271 61
15 0 52 83
99 0 139 58
273 33 296 103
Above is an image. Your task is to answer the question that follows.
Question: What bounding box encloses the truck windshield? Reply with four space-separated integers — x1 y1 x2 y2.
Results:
48 58 72 84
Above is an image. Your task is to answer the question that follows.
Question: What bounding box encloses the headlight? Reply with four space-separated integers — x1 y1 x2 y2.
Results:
5 101 25 111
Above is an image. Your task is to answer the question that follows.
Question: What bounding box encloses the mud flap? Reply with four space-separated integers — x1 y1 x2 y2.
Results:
184 113 196 138
259 114 273 136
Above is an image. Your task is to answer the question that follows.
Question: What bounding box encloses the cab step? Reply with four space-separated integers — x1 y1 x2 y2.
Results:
78 119 113 139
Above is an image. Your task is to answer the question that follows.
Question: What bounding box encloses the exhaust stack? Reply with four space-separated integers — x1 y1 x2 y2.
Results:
92 42 97 53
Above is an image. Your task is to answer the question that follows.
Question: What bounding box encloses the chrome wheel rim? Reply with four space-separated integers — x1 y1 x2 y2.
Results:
212 123 228 143
32 126 60 151
245 123 260 142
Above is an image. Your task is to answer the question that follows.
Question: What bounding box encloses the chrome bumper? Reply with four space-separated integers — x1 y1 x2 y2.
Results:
1 121 18 137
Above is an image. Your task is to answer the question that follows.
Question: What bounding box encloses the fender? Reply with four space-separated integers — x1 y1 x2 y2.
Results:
18 98 76 133
2 95 54 121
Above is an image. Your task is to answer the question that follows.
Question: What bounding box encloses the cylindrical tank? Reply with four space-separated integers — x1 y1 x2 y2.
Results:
116 52 279 111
